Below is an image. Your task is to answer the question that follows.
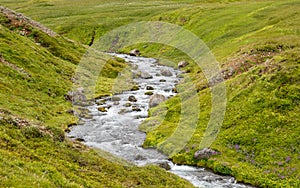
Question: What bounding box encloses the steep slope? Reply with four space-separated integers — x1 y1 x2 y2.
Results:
0 7 192 187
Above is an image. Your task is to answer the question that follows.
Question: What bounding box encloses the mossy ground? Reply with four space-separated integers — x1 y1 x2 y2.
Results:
0 0 299 187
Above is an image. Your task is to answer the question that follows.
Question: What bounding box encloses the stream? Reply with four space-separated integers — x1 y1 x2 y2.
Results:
68 54 253 188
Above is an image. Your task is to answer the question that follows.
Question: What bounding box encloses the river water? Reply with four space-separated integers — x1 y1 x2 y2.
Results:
68 54 253 188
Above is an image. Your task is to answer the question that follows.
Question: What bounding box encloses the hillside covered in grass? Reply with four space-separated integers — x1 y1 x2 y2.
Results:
0 6 192 187
1 0 299 187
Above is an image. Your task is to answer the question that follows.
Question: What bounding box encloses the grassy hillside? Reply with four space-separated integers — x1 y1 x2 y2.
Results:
0 7 192 187
1 0 299 187
143 1 300 187
138 1 300 187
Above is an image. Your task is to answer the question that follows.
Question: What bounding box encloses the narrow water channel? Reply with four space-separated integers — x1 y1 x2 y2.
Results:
68 54 253 188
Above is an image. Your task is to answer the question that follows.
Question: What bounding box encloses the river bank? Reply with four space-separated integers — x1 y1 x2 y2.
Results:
68 54 253 188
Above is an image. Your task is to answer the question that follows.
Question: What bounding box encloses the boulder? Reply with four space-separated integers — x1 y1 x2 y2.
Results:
111 96 121 101
131 85 139 91
155 161 171 170
172 88 178 93
146 86 154 90
98 107 107 112
118 108 131 114
178 61 189 69
149 94 165 108
160 68 173 76
128 95 137 102
129 49 140 56
194 148 220 160
75 138 85 142
124 103 132 107
135 154 146 161
141 71 153 79
144 91 153 95
132 106 141 112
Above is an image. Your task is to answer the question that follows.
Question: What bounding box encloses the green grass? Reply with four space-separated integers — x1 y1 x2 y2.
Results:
0 115 191 187
0 10 192 187
0 0 300 187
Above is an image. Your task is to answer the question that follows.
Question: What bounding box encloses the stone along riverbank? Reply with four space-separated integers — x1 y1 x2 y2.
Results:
68 53 253 188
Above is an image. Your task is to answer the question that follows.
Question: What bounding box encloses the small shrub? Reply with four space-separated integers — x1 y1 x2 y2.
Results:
213 163 233 176
21 126 43 139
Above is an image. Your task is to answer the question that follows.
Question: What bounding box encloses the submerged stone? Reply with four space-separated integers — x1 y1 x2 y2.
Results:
111 96 121 101
98 107 107 112
144 91 153 95
131 85 139 91
132 106 141 111
146 86 154 90
128 95 137 102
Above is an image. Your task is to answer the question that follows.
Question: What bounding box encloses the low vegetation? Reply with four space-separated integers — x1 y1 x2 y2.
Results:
0 8 192 187
0 0 299 187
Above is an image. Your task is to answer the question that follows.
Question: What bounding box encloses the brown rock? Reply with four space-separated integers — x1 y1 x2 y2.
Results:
160 68 173 76
178 61 189 69
98 107 107 112
128 95 137 102
129 49 140 56
149 94 165 108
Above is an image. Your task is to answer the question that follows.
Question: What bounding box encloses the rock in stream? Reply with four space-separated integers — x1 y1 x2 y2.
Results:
68 54 254 188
